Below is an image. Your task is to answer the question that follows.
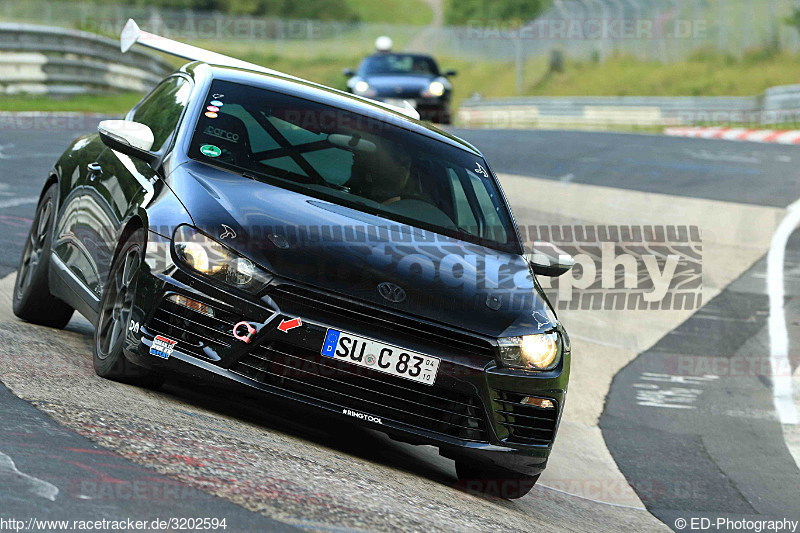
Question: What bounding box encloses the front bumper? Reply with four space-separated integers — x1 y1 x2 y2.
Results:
126 247 570 476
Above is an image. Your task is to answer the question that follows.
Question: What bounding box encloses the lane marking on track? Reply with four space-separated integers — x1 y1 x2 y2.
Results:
0 197 38 209
0 451 59 501
0 144 61 160
536 484 649 511
767 198 800 425
684 149 760 164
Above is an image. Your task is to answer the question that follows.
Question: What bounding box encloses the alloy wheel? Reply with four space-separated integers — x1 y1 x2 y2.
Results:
96 245 141 360
15 198 52 300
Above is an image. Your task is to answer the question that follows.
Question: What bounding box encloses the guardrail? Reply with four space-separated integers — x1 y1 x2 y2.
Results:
457 95 760 129
457 89 800 129
0 23 173 95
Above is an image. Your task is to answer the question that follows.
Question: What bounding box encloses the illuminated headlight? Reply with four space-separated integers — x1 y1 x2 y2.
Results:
497 332 561 370
427 81 445 97
354 80 372 94
173 225 272 294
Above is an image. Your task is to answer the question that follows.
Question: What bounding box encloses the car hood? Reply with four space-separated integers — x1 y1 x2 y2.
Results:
166 162 555 338
362 74 435 93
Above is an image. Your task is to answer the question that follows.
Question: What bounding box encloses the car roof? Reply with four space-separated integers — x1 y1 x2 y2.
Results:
184 62 480 157
363 52 439 61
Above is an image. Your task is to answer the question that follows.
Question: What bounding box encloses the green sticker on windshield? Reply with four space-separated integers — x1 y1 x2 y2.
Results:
200 144 221 158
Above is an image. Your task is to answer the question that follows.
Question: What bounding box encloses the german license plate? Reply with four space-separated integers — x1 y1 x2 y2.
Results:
321 329 439 386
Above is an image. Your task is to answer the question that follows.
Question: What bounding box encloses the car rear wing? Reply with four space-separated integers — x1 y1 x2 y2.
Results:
119 19 420 120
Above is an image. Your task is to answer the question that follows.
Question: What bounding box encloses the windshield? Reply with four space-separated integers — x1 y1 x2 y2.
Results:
358 54 440 76
188 80 518 252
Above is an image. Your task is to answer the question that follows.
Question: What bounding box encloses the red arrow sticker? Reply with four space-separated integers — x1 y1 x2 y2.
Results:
277 317 303 333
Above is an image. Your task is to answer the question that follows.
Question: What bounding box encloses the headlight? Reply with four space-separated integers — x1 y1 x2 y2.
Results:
173 225 272 294
497 332 561 370
354 80 371 94
427 81 445 97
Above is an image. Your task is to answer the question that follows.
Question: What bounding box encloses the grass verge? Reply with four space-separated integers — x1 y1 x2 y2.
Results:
526 49 800 97
343 0 433 25
0 93 143 114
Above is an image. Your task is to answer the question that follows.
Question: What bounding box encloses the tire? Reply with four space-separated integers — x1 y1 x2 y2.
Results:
13 184 74 328
93 228 163 388
455 460 539 500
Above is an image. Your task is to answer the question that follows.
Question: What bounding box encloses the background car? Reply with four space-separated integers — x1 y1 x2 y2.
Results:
344 52 456 124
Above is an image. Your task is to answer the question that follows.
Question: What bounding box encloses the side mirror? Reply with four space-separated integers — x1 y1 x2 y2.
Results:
343 68 355 77
528 241 574 277
443 69 457 77
98 120 158 165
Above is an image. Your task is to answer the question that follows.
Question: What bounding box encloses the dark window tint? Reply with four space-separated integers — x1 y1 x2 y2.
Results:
359 54 440 76
131 77 191 152
188 80 519 252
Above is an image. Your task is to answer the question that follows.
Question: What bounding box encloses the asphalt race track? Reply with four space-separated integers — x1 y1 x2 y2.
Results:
0 118 799 531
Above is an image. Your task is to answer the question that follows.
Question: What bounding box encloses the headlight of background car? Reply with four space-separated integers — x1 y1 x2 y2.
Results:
427 80 445 97
497 332 561 370
173 225 272 294
352 79 376 97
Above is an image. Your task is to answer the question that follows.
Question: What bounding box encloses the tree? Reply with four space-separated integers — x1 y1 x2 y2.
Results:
786 7 800 36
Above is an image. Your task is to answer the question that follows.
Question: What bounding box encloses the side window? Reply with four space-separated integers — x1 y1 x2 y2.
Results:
131 77 191 152
448 169 478 231
448 168 505 240
467 173 504 228
466 172 505 241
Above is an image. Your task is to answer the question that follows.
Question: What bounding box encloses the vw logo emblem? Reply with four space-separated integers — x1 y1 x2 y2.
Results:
377 282 406 303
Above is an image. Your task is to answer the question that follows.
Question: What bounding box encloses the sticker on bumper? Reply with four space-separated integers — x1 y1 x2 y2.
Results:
150 335 177 359
342 409 382 424
277 317 302 333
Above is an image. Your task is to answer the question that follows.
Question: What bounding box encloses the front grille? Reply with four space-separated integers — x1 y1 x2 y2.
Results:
232 341 490 442
148 297 236 360
268 284 495 359
379 92 421 100
493 390 559 446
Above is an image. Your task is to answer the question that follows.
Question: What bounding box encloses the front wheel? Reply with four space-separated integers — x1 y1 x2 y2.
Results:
93 228 162 388
455 460 539 499
13 183 74 328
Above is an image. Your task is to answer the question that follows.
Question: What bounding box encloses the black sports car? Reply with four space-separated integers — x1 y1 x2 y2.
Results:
345 53 456 124
13 21 573 499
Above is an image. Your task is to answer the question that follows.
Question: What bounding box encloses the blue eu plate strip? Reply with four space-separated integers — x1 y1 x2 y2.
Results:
321 329 341 358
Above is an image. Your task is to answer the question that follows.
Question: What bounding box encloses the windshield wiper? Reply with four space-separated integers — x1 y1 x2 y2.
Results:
241 170 272 183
